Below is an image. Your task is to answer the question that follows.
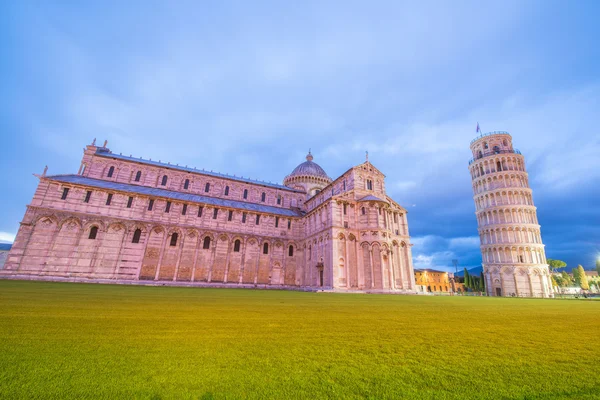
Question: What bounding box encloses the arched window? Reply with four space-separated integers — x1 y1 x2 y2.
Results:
135 171 141 182
107 166 115 178
243 189 248 199
503 139 508 146
477 150 483 159
132 229 142 244
89 226 98 240
497 161 502 172
309 245 312 260
263 242 269 254
224 186 230 196
493 145 500 154
234 239 241 252
205 183 210 193
288 245 294 257
261 192 266 202
170 233 178 246
484 142 489 149
361 207 366 215
184 179 189 190
277 195 281 205
161 175 168 186
203 237 211 249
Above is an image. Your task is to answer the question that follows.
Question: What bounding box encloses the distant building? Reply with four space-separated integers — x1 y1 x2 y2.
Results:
565 270 598 278
414 269 452 293
2 141 416 292
0 243 12 269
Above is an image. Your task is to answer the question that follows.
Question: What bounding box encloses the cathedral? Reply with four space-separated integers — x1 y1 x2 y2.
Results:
3 140 417 292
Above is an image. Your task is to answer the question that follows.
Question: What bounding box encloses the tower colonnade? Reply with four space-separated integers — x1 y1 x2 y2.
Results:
468 131 553 297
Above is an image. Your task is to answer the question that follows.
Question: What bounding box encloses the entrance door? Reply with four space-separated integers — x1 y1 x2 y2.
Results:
495 287 502 296
319 269 324 287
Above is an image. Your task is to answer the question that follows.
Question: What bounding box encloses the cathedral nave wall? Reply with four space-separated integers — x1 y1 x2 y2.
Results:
80 146 305 210
30 180 304 242
6 207 306 287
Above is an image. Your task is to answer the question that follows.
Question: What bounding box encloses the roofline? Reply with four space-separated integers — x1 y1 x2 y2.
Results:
414 269 448 273
470 131 511 145
45 175 304 218
94 148 304 193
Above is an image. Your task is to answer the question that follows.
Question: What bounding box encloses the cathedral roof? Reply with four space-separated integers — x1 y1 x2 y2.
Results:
358 195 389 203
45 175 304 217
285 151 331 181
95 148 303 193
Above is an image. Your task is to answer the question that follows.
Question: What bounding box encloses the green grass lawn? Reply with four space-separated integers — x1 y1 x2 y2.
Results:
0 281 598 399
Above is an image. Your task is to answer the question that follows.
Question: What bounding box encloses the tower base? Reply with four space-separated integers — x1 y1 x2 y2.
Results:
483 264 554 298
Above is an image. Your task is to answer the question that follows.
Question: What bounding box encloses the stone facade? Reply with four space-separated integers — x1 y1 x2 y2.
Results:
414 268 452 293
3 141 416 292
468 131 553 297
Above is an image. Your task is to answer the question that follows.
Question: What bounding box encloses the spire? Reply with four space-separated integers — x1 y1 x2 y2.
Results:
366 150 369 162
306 149 313 162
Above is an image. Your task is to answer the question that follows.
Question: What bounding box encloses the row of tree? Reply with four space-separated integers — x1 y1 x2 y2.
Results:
548 258 598 291
463 269 486 292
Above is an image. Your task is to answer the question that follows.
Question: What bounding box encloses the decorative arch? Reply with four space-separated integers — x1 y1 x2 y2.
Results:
107 221 128 234
83 219 107 232
58 216 83 230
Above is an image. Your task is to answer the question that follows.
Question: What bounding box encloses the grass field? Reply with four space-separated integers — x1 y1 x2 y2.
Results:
0 281 599 399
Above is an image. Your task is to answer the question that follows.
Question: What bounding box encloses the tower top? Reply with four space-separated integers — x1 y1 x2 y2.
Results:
470 131 511 146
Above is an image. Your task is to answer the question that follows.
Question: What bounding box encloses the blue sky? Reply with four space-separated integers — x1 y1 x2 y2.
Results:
1 1 599 271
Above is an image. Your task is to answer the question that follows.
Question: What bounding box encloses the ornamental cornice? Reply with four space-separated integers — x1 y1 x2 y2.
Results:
476 204 537 214
472 187 533 198
477 223 541 231
482 263 550 270
469 152 525 167
25 205 303 242
480 243 546 250
471 170 529 185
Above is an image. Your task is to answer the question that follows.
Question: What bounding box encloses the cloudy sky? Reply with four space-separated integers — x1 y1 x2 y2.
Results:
1 1 599 271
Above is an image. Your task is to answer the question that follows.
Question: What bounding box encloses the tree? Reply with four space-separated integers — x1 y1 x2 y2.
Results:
547 259 567 273
560 271 573 287
596 259 600 275
551 275 558 288
464 268 471 290
480 272 486 291
573 265 589 291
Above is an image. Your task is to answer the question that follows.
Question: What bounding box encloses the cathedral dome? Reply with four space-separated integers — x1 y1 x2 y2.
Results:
288 151 330 180
283 151 332 192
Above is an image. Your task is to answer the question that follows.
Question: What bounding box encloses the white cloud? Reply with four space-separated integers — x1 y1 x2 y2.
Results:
0 232 15 243
411 235 482 271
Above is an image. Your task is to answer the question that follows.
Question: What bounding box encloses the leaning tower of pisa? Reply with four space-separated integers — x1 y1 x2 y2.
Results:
468 131 553 297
